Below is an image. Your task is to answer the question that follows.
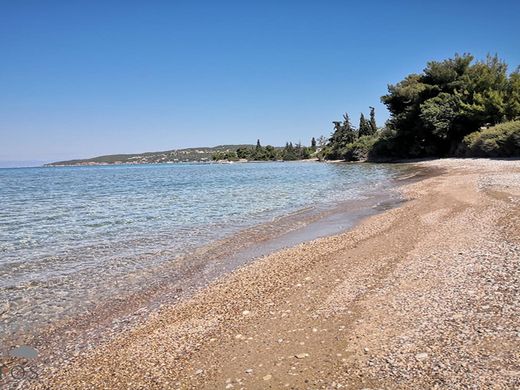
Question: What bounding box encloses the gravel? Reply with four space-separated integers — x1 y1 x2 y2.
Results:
26 158 520 390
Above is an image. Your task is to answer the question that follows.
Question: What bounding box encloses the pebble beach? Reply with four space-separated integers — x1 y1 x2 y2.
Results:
24 159 520 389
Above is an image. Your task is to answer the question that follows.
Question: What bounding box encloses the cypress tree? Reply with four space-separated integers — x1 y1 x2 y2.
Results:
326 113 357 159
341 113 356 144
369 106 377 134
359 113 372 137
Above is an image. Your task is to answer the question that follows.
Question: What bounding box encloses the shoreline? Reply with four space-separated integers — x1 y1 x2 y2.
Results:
9 159 520 388
2 163 429 386
43 158 320 167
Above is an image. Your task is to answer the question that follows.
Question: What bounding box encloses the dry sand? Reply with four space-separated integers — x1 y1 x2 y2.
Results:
31 158 520 389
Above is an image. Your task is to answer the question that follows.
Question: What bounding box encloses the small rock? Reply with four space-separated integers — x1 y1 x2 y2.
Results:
195 369 203 375
242 310 251 316
0 300 9 316
415 352 429 361
263 374 272 381
295 353 309 359
245 368 253 374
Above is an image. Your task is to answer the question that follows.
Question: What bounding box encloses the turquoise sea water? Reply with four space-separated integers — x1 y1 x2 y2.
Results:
0 162 404 340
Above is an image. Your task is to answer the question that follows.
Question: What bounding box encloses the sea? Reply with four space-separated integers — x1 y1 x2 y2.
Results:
0 161 415 348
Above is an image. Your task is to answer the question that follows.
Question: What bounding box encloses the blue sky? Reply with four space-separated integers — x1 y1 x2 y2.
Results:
1 0 519 164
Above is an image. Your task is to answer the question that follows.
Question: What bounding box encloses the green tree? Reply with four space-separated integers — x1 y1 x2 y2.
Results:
369 106 377 133
358 113 372 137
380 53 515 156
419 92 458 149
282 142 298 160
326 113 356 159
264 145 279 160
236 147 252 159
506 69 520 120
212 150 238 161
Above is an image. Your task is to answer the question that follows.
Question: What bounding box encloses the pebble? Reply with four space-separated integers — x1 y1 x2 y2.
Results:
295 353 309 359
0 300 9 316
263 374 272 381
415 352 429 361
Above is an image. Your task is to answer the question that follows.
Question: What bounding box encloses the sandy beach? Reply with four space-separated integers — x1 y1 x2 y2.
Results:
30 158 519 389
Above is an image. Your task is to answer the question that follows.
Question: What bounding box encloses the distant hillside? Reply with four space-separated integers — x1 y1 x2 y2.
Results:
45 145 253 166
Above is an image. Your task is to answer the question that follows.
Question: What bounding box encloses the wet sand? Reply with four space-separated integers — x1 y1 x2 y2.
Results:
26 159 520 388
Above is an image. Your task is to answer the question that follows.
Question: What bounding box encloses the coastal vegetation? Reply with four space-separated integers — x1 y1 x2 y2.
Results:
212 139 316 161
457 120 520 157
322 54 520 161
47 140 318 166
47 54 519 167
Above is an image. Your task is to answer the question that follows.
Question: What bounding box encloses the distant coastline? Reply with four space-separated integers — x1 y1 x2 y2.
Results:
44 145 254 166
45 141 320 166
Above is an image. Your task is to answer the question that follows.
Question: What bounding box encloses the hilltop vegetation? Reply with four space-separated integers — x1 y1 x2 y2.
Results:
47 140 318 166
322 54 520 161
46 145 253 166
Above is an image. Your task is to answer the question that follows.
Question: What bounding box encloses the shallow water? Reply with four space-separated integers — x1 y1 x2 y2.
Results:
0 161 407 341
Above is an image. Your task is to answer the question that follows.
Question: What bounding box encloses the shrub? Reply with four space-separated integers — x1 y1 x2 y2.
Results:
365 128 407 161
342 135 378 161
212 151 239 161
457 120 520 157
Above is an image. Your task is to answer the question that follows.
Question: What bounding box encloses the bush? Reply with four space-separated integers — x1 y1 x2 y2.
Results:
365 128 408 161
342 135 378 161
212 151 239 161
457 120 520 157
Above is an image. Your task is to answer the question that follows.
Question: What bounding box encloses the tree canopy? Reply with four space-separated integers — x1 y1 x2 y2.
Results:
380 54 520 157
214 140 314 161
213 54 519 163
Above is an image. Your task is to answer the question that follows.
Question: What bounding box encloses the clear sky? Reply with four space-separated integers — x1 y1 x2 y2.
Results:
1 0 519 164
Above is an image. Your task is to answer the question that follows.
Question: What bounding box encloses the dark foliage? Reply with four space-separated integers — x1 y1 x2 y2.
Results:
457 120 520 157
379 54 520 157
